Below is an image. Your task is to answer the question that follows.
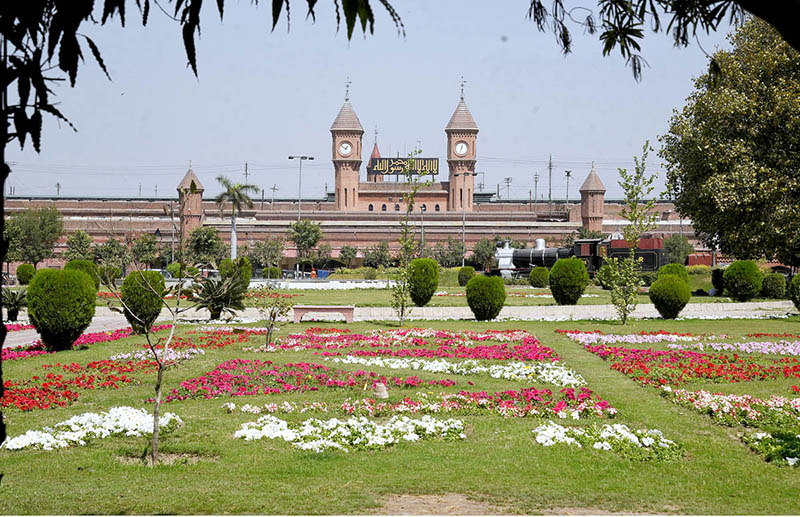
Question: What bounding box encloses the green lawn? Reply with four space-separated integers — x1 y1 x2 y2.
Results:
2 316 800 514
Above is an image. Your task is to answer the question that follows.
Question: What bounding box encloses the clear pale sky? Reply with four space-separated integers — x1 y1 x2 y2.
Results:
7 1 732 200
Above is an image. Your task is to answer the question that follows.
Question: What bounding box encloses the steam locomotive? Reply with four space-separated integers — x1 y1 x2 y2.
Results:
492 236 668 278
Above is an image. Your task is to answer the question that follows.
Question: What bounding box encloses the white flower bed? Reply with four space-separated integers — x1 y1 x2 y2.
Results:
1 407 183 451
234 414 465 452
110 348 205 362
741 431 800 467
222 401 330 414
325 356 585 387
532 421 681 461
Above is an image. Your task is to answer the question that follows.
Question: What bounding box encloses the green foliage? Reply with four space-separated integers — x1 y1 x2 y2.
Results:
550 257 589 306
262 266 282 279
64 230 93 262
166 262 182 278
27 269 96 351
93 237 131 272
252 286 295 345
649 274 691 319
16 264 35 285
465 275 506 321
687 265 711 275
194 275 247 321
458 266 475 287
712 268 725 295
528 267 549 288
288 220 323 269
761 273 786 299
187 227 225 267
607 255 643 325
364 267 378 280
64 259 99 290
660 19 800 267
2 288 26 321
658 263 689 284
3 217 22 265
99 265 122 286
791 275 800 311
641 271 658 287
221 256 252 287
408 258 439 307
248 237 284 271
339 245 358 268
723 260 764 302
564 228 604 246
431 237 465 268
471 238 496 271
664 234 694 265
595 264 613 290
120 271 165 334
131 234 159 267
9 207 64 267
364 241 392 268
313 243 333 269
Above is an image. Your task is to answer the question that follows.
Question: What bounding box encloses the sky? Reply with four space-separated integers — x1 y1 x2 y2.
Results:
7 1 733 201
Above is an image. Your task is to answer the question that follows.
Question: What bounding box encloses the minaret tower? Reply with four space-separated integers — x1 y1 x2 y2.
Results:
366 128 383 183
331 79 364 211
446 78 478 212
579 162 606 233
177 163 205 242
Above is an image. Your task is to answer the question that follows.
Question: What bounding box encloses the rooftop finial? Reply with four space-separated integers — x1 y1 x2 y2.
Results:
189 159 192 169
591 160 595 170
345 76 352 101
374 126 378 143
459 76 466 101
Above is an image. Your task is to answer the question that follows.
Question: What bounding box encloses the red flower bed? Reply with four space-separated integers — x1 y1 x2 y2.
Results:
5 323 35 332
162 358 457 402
168 328 265 350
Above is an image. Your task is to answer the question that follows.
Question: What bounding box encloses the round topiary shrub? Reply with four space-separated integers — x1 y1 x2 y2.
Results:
791 275 800 311
166 262 181 278
27 269 96 351
408 258 439 307
529 267 549 288
64 259 100 291
761 273 786 299
658 263 689 284
711 268 725 295
649 274 691 319
595 264 613 290
550 257 589 305
16 264 35 285
121 271 166 334
458 266 475 287
723 260 763 302
465 275 506 321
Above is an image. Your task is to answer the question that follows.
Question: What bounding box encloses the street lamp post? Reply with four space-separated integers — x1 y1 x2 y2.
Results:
455 171 479 267
288 155 314 221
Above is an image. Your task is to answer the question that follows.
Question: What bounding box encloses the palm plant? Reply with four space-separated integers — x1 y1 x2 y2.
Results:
3 288 26 321
215 176 259 260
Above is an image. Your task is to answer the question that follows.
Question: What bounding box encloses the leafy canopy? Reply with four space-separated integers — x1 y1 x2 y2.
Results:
9 207 64 267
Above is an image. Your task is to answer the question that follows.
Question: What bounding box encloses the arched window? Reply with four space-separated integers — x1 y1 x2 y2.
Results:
435 204 440 212
394 204 400 212
368 204 374 212
381 204 387 212
421 204 427 212
344 188 348 208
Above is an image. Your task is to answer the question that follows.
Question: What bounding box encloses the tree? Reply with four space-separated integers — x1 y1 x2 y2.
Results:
660 18 800 267
249 237 285 272
64 230 93 262
314 243 333 269
186 227 225 267
3 218 22 272
432 237 466 268
472 238 496 271
215 176 259 260
364 241 392 269
288 220 323 271
564 227 604 247
131 234 159 268
93 236 132 273
339 245 358 268
10 207 64 268
664 234 694 265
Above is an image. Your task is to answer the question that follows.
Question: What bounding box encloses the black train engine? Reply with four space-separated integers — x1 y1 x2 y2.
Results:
492 236 668 278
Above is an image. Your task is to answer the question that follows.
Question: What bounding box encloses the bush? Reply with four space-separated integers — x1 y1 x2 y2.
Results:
724 260 763 302
261 266 282 279
27 269 96 351
220 257 252 288
687 265 712 275
99 265 122 286
641 271 658 287
595 264 613 290
465 275 506 321
711 268 725 295
760 273 786 299
16 264 35 285
550 257 589 305
408 258 439 307
658 263 689 284
649 274 691 319
64 259 99 290
503 277 529 286
166 262 181 278
458 266 475 287
364 267 378 280
529 267 549 288
791 275 800 311
121 271 166 334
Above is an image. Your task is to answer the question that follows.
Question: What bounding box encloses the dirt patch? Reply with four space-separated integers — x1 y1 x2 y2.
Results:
375 494 505 515
116 452 217 466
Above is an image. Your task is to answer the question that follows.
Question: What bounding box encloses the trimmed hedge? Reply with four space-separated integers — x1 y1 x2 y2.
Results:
761 273 786 299
409 258 439 307
649 274 691 319
27 269 96 351
791 275 800 311
262 266 282 279
723 260 763 302
550 257 589 305
16 264 35 285
458 266 475 287
465 275 506 321
64 259 100 290
711 268 725 295
595 264 613 290
121 271 166 334
529 267 549 288
658 263 689 284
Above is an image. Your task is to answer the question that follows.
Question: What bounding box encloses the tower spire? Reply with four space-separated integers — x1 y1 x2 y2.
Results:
459 76 466 101
345 76 352 101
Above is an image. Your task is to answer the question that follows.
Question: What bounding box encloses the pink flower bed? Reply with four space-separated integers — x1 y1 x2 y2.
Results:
663 387 800 428
5 323 35 332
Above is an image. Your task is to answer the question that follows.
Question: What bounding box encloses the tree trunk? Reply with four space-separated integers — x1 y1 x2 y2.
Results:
231 213 237 260
1 39 9 449
151 363 164 465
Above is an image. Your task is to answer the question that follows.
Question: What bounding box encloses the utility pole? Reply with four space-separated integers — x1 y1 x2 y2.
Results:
139 183 142 197
261 188 265 209
155 184 158 197
289 155 314 221
504 177 512 199
271 184 278 207
244 162 249 184
565 170 572 208
496 183 500 199
56 182 61 196
533 173 540 213
548 155 553 217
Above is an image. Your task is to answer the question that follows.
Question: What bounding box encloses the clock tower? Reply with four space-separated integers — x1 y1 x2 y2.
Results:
446 83 478 212
331 84 364 211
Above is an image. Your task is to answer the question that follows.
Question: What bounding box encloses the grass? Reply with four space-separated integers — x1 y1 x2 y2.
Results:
2 315 800 514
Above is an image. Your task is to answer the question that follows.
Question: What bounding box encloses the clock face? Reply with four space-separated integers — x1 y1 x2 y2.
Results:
454 141 468 157
339 141 353 157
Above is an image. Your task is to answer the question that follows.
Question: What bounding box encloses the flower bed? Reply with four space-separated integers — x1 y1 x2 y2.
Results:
558 329 700 345
667 341 800 356
741 431 800 467
1 407 183 451
532 421 682 461
234 414 466 452
162 359 457 403
168 328 265 350
5 323 34 332
324 355 585 386
222 401 330 414
110 348 205 363
663 387 800 428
